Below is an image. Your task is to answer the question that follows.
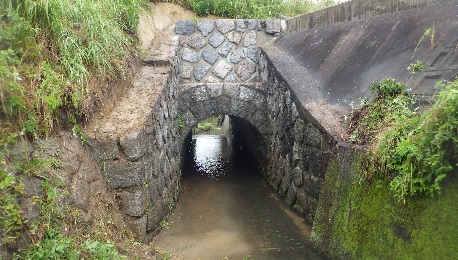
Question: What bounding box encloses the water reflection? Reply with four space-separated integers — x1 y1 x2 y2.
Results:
192 135 233 180
153 135 323 259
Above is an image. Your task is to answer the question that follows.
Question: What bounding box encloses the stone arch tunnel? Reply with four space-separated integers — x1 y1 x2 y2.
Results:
84 0 458 241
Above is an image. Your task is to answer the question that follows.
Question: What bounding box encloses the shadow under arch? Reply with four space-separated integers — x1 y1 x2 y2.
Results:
180 114 269 179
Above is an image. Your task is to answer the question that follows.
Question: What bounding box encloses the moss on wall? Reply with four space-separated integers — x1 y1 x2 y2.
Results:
312 143 458 259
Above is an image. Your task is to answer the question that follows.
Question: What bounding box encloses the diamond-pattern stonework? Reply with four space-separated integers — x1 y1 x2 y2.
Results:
216 20 235 33
213 60 232 79
197 20 214 36
208 32 225 48
202 48 219 64
187 35 206 50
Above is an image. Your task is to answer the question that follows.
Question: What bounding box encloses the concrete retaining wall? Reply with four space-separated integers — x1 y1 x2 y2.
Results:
284 0 451 33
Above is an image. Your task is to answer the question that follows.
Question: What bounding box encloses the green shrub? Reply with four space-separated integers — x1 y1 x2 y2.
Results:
376 79 458 202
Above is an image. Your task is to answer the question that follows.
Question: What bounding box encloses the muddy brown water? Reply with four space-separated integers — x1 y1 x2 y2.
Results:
153 135 323 259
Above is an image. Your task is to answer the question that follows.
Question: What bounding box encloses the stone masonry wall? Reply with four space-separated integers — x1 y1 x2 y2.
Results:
86 35 183 241
262 52 332 223
175 19 281 83
174 22 333 223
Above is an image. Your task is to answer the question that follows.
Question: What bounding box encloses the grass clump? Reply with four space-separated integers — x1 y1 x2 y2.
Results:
349 78 458 203
0 0 143 138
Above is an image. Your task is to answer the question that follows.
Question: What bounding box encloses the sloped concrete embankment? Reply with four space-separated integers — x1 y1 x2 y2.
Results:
265 0 458 140
263 1 458 257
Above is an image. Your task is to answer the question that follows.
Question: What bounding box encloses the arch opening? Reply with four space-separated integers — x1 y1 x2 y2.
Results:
181 115 268 181
153 114 321 259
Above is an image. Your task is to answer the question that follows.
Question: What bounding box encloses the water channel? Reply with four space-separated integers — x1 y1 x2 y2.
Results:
153 134 323 259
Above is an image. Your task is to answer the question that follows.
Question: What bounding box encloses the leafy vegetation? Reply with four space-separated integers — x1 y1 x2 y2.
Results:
348 78 415 144
164 0 334 18
0 0 145 257
375 79 457 202
349 78 457 202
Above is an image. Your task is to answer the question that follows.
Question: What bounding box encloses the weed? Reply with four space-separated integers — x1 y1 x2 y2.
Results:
412 27 432 59
0 169 25 246
160 220 170 228
355 78 458 202
376 79 458 202
407 60 425 75
0 0 142 137
84 240 127 259
178 115 184 131
348 78 414 144
69 116 87 145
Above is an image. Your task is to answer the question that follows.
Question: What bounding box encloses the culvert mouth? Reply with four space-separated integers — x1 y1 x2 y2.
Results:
153 117 322 259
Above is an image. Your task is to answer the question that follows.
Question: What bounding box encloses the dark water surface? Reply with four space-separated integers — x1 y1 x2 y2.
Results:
153 135 322 259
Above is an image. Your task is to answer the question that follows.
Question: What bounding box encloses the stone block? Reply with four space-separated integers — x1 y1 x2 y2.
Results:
235 20 246 32
225 72 239 83
239 86 256 101
247 19 262 30
202 47 219 64
227 31 242 44
197 20 214 36
303 174 322 199
147 199 166 231
175 20 195 35
217 42 234 57
304 123 322 148
194 63 211 81
247 47 259 62
206 75 223 83
208 83 223 98
243 30 257 47
119 129 147 161
285 183 297 207
212 60 233 79
216 19 235 33
119 188 149 217
86 137 120 161
186 35 207 50
224 84 240 98
191 85 208 102
182 48 200 63
104 160 146 189
180 62 193 79
230 48 246 64
236 60 257 81
293 166 304 187
125 215 147 241
208 32 225 48
265 18 281 34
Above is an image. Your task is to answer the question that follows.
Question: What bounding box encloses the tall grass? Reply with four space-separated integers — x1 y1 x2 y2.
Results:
0 0 142 137
167 0 335 18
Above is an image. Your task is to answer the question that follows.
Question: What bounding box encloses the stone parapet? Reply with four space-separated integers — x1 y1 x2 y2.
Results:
175 19 279 84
